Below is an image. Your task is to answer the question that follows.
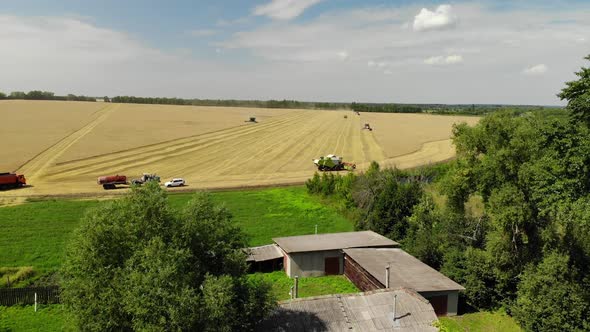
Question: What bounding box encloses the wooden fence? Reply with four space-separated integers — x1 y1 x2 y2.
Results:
0 286 60 306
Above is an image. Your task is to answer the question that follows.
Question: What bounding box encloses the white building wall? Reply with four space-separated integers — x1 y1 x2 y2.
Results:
286 250 343 278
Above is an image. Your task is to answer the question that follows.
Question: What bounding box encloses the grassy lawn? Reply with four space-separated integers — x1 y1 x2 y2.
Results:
0 305 74 332
248 271 359 301
0 271 358 331
0 186 352 272
439 310 522 332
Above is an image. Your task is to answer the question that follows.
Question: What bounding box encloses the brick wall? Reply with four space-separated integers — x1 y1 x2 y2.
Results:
343 254 384 291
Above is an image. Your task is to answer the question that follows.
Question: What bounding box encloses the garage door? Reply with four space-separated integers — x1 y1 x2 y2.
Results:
428 295 448 316
325 257 340 275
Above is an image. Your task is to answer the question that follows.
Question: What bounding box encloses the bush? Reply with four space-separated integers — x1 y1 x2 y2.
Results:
61 182 275 331
512 253 590 332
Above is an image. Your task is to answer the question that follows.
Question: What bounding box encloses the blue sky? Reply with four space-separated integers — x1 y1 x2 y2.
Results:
1 0 589 104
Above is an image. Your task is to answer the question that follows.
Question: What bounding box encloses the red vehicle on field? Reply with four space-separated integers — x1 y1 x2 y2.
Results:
97 175 128 190
0 173 27 190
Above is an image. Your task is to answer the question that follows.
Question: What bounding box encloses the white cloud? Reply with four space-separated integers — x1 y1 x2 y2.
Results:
413 4 457 31
253 0 323 20
4 1 590 105
424 55 463 65
189 29 217 37
523 64 548 75
216 17 251 27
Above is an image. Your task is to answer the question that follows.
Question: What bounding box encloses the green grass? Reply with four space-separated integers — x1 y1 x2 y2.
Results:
0 267 35 288
248 271 359 301
439 310 522 332
0 305 74 331
0 271 359 331
0 186 352 272
0 199 99 271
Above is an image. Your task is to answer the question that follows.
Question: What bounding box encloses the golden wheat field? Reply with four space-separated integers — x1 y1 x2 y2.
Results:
0 100 478 201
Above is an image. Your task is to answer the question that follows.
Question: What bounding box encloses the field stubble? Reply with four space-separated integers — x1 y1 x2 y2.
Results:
0 101 477 201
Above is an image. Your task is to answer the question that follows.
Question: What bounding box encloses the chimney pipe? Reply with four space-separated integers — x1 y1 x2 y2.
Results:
294 276 299 299
385 264 390 288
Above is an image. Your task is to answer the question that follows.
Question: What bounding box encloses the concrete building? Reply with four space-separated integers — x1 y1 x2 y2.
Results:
273 231 399 278
258 288 439 332
246 231 464 316
343 248 465 316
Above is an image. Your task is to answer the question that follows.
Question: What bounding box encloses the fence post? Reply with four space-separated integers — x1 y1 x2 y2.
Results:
35 292 37 312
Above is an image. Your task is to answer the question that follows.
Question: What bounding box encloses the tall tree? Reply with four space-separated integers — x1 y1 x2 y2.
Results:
512 253 590 332
559 55 590 125
61 182 274 331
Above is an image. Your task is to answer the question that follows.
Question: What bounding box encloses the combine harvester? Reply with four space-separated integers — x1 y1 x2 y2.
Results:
0 172 27 190
313 154 356 171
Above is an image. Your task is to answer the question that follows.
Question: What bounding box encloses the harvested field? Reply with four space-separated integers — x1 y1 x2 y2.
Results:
0 101 478 201
0 100 105 171
57 103 296 162
360 113 479 157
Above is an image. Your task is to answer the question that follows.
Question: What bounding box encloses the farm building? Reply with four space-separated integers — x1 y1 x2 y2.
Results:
247 231 464 316
258 288 438 331
343 248 465 316
273 231 399 278
244 244 283 272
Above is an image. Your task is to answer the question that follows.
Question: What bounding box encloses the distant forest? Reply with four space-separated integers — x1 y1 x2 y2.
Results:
0 90 563 116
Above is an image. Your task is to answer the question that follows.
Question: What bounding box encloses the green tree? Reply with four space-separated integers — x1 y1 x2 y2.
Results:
9 91 26 99
404 196 444 268
61 182 274 331
512 253 590 332
354 167 423 239
559 55 590 126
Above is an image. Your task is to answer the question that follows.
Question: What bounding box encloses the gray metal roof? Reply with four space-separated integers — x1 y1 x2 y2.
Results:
272 231 399 254
344 248 465 292
244 244 284 262
258 288 438 332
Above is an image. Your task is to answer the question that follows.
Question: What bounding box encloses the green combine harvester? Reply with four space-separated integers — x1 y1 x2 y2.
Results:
313 154 356 171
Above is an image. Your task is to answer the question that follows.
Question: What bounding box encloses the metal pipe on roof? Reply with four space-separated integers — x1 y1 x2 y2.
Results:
385 264 390 288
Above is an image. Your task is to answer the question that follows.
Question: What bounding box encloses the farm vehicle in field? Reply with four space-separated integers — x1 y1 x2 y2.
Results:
131 173 160 186
363 123 373 131
97 175 128 190
313 154 356 171
0 173 27 190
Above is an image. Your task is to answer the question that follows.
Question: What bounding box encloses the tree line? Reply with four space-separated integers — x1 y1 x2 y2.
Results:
111 95 348 110
305 55 590 331
1 89 561 116
0 90 97 102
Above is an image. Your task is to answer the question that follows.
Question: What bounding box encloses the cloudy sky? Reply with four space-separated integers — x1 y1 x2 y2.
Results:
1 0 589 105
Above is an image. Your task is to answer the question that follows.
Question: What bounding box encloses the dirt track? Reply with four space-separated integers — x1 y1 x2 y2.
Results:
0 101 478 203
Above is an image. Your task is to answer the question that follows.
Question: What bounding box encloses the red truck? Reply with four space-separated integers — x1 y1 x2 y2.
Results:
0 173 27 189
97 175 127 190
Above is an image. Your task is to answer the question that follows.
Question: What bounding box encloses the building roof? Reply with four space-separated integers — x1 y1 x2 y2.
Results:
272 231 399 254
244 244 283 262
257 288 438 332
343 248 465 292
